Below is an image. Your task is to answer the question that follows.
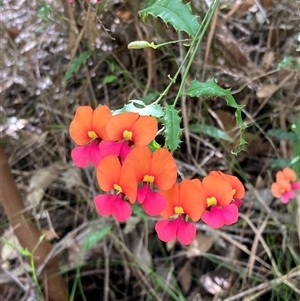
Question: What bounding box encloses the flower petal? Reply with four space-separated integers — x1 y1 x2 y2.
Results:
88 140 103 167
221 204 239 225
71 145 91 167
106 112 139 141
201 206 224 229
142 188 167 216
291 182 300 190
179 179 206 222
155 219 177 242
96 155 121 191
69 106 93 145
92 105 112 140
210 171 245 199
119 163 137 203
94 194 132 222
99 140 123 158
131 116 158 146
202 175 233 207
151 148 177 190
281 190 295 204
124 146 152 182
176 216 196 245
160 183 180 218
271 182 283 198
282 167 297 182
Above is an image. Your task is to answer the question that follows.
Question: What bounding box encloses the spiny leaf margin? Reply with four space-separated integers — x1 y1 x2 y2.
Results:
139 0 199 37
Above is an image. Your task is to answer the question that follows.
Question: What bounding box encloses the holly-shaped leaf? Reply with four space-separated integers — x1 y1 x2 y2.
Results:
139 0 199 37
186 78 247 154
163 104 182 152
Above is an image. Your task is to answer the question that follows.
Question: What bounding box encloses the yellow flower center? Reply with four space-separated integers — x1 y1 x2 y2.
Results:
232 189 236 196
113 184 122 192
174 206 184 214
123 130 133 140
143 175 154 183
88 131 98 139
206 196 217 207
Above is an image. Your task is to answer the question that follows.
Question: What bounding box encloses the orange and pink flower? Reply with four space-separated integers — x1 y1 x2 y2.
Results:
271 167 300 204
155 179 206 245
124 146 177 215
196 172 244 229
69 105 112 167
99 112 158 162
94 155 137 222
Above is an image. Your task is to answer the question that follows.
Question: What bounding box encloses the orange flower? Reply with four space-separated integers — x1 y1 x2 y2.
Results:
124 145 177 215
195 175 233 208
69 105 112 145
96 155 137 203
124 146 177 190
209 170 245 200
160 179 206 222
195 173 242 228
105 112 158 146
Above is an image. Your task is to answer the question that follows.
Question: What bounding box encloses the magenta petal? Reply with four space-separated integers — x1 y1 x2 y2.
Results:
94 194 113 216
71 146 91 167
88 140 103 167
201 206 224 229
94 194 132 222
99 140 122 158
142 189 167 216
155 219 177 242
291 181 300 190
231 198 243 207
176 216 196 245
137 184 149 204
119 141 132 162
281 190 295 204
221 204 239 225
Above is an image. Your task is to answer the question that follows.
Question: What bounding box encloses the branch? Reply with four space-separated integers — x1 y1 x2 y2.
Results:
0 147 68 301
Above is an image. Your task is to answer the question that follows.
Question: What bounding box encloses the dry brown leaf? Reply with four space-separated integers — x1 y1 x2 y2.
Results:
214 21 249 67
224 0 255 19
262 51 275 69
186 232 214 258
177 261 192 293
26 162 66 207
256 84 277 99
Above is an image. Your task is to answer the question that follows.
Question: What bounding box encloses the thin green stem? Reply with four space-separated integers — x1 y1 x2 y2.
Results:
172 0 220 107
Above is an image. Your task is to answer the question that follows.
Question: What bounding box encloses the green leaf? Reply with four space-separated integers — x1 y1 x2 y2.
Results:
139 0 199 37
103 75 117 83
163 105 182 152
37 4 51 22
269 158 291 169
267 129 298 141
189 123 234 142
186 78 247 154
63 51 92 81
113 100 164 118
84 226 111 249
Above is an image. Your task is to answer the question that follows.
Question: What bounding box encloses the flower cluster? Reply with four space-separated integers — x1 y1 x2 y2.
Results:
69 105 245 245
271 167 300 204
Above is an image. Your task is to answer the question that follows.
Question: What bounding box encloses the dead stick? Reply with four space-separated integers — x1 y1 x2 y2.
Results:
0 147 68 301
